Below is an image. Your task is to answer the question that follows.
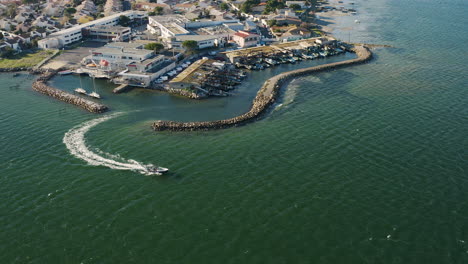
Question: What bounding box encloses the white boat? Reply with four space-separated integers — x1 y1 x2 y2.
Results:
156 167 169 173
88 77 101 99
88 91 101 99
147 166 169 175
75 88 87 94
58 70 73 75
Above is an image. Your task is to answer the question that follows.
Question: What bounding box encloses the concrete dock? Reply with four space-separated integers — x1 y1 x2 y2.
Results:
113 84 133 94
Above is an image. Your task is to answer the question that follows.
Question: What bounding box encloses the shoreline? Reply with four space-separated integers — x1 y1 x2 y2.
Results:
152 45 372 131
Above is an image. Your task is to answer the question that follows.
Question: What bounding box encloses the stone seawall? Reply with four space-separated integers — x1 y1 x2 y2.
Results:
152 45 372 131
32 72 108 113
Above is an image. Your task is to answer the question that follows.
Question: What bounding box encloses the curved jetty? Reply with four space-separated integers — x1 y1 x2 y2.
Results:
32 72 108 113
152 45 372 131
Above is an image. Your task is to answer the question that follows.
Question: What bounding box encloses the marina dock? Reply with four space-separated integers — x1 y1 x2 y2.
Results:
113 84 133 94
33 72 108 113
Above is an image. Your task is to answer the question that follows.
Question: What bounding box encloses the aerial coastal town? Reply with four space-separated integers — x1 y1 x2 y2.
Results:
0 0 359 100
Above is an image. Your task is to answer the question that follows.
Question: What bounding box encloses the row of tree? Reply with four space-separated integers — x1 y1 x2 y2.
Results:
143 40 198 54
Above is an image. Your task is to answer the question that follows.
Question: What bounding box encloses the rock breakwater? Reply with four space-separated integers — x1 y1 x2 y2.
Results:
152 45 372 131
32 72 108 113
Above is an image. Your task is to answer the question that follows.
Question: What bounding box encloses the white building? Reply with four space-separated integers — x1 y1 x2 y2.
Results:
38 11 147 49
147 15 190 38
169 34 222 50
85 25 131 42
232 31 260 48
84 42 174 86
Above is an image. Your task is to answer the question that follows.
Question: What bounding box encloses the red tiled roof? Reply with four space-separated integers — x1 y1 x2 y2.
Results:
234 32 250 38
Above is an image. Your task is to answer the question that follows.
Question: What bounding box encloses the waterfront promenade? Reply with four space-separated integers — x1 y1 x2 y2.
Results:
152 45 372 131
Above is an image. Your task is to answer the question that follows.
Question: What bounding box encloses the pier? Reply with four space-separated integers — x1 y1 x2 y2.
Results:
113 84 133 94
32 72 108 113
152 45 372 131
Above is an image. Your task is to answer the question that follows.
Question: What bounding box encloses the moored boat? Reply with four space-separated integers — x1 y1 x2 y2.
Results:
58 70 73 75
74 88 87 94
88 91 101 99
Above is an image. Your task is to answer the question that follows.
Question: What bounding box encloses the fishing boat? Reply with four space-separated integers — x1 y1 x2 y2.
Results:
264 58 276 65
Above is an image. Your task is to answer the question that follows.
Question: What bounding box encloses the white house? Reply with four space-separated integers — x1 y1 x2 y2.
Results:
232 31 260 48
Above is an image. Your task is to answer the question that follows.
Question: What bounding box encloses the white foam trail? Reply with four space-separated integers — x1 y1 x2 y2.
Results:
63 113 159 175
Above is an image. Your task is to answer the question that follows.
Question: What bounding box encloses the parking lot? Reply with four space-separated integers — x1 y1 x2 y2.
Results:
42 41 106 70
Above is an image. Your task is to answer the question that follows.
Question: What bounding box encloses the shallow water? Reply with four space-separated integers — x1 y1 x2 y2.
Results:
1 0 468 263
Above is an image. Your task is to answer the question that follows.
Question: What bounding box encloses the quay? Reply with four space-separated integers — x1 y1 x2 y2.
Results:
152 45 372 131
113 84 133 94
32 71 108 113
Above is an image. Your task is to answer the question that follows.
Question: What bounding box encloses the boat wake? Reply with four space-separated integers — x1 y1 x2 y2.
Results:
63 113 161 175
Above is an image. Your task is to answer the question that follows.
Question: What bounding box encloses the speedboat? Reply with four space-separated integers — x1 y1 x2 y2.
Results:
156 167 169 173
147 166 169 174
88 92 101 99
75 88 87 94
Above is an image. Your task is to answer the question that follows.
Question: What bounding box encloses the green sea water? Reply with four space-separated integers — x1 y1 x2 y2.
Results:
1 0 467 263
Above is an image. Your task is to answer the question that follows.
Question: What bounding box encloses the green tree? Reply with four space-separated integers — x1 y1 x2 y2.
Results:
182 40 198 53
264 0 285 14
0 46 15 59
240 0 260 14
6 4 16 19
154 6 164 15
118 15 130 26
148 11 156 16
289 4 302 10
144 42 164 53
220 3 229 11
64 7 77 16
240 3 252 13
267 19 277 27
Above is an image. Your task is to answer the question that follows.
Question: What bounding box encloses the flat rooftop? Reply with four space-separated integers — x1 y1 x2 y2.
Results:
175 34 220 41
92 42 152 57
105 42 144 49
165 23 190 35
49 11 146 37
127 58 173 74
89 25 131 33
149 15 189 25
